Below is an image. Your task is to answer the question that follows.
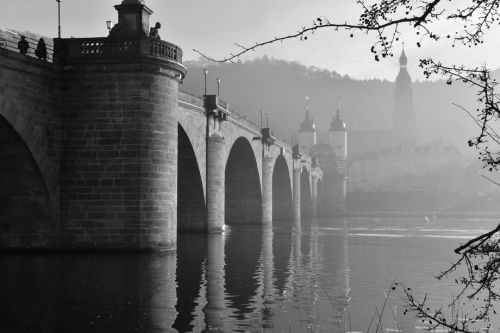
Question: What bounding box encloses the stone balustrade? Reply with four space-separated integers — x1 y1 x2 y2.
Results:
55 37 183 63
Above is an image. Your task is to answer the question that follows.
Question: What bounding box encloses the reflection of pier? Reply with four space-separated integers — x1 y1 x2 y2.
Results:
283 218 352 330
203 233 229 331
257 229 276 329
173 234 207 332
1 254 179 332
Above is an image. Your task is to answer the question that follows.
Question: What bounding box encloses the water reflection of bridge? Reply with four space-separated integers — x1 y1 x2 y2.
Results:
173 220 352 332
0 219 352 332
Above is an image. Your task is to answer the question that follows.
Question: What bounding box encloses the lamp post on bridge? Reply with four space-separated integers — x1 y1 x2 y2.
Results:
56 0 61 38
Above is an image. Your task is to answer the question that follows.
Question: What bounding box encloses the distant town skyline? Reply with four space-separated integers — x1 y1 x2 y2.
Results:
3 0 500 80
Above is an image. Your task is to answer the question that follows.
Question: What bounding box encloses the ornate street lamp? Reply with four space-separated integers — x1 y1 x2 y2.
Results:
216 77 221 96
106 20 113 33
204 68 208 96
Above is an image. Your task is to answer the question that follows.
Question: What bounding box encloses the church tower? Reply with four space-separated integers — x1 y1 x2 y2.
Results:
329 106 347 211
329 106 347 162
298 97 317 151
317 105 348 214
393 49 417 146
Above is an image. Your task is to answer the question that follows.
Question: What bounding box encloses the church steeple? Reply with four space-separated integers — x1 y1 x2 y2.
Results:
399 46 407 68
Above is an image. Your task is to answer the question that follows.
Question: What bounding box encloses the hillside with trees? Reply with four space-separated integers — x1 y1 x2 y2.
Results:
182 57 478 151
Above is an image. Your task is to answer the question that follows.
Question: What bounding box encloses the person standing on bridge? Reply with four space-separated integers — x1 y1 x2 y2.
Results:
35 38 47 61
17 36 29 55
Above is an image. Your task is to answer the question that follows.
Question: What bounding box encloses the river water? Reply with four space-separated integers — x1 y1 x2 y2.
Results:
1 216 499 332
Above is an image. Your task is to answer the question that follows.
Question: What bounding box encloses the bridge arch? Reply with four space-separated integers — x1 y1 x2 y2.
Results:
0 114 56 246
178 124 206 232
272 154 292 221
301 166 312 218
0 104 58 211
225 137 262 224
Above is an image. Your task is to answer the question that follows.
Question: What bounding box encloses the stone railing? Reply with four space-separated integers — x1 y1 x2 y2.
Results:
178 90 293 148
55 37 183 63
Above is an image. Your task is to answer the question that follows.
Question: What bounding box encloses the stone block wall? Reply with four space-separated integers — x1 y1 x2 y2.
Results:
60 62 179 250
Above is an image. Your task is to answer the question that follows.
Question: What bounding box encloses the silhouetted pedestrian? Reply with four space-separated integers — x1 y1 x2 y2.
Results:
149 22 161 39
35 38 47 61
17 36 29 55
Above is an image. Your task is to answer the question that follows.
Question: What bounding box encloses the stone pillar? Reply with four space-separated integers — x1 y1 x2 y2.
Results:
204 233 226 330
261 155 274 227
137 77 179 250
60 60 183 250
207 134 226 233
311 174 319 218
293 165 301 228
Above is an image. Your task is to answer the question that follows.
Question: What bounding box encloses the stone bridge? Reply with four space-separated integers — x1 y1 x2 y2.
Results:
0 0 323 251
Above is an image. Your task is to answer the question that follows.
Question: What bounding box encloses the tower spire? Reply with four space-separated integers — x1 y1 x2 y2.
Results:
399 45 408 68
299 96 316 132
330 97 346 132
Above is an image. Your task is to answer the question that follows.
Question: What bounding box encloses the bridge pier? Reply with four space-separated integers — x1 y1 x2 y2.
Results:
292 165 301 228
207 134 226 233
261 155 274 227
56 0 187 250
311 173 319 218
60 62 182 250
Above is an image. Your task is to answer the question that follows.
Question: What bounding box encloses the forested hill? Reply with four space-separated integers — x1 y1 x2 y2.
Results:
182 57 479 151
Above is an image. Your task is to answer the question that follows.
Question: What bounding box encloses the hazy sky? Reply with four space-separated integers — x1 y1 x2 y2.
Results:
3 0 500 80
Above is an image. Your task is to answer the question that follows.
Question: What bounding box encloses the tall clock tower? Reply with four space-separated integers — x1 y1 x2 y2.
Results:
393 49 417 146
